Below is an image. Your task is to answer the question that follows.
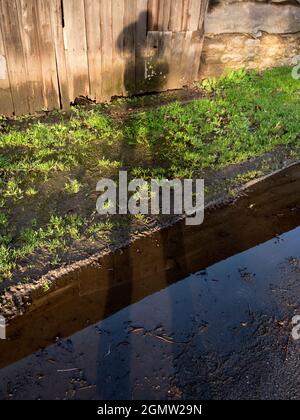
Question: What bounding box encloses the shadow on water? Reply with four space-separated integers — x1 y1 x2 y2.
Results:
2 197 300 398
161 222 212 399
96 11 171 400
1 163 300 398
1 163 300 375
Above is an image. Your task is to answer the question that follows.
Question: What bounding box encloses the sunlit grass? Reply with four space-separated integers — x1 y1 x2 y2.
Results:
0 66 299 282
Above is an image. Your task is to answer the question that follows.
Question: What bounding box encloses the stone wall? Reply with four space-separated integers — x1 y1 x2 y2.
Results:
200 0 300 77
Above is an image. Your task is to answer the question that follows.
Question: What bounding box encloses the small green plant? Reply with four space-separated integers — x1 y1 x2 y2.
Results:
134 214 150 224
0 213 8 227
25 187 38 197
42 280 51 292
201 77 218 93
87 221 114 235
50 255 62 268
97 159 122 170
4 179 23 200
65 179 82 195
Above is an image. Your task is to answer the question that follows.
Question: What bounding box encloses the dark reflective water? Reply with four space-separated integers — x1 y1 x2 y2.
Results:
2 162 300 372
1 226 300 400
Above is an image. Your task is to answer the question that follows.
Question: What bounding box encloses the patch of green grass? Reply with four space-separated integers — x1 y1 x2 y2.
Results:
0 65 299 283
4 179 23 200
0 215 87 280
234 170 264 184
98 159 122 170
123 66 299 176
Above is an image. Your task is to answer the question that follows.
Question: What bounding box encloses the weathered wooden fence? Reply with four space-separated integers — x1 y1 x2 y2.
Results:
0 0 208 116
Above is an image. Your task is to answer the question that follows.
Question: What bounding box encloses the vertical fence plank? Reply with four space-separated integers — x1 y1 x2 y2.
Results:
157 0 164 30
36 0 60 110
169 0 183 31
169 31 185 88
181 0 190 31
145 30 172 92
189 0 209 83
112 0 126 97
62 0 90 102
17 0 45 113
185 30 203 84
0 18 14 115
187 0 202 31
161 0 172 31
99 0 113 100
135 0 148 93
123 0 136 95
199 0 209 30
197 0 209 78
0 0 30 115
157 29 172 91
148 0 159 31
189 30 205 82
160 31 173 90
180 30 193 85
85 0 102 101
49 0 70 109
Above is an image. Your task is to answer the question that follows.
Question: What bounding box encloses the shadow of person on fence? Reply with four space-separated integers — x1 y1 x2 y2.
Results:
95 10 212 400
118 10 169 96
95 11 171 400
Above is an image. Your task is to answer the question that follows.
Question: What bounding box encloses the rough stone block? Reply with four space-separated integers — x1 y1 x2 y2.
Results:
205 3 300 35
200 32 300 77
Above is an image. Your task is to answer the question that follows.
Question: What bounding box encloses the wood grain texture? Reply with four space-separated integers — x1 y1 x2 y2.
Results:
0 15 14 115
62 0 90 101
169 0 184 31
112 0 126 96
0 0 209 115
85 0 102 101
17 0 45 112
99 0 113 100
49 0 71 109
187 0 202 31
0 0 30 115
148 0 159 31
35 0 60 110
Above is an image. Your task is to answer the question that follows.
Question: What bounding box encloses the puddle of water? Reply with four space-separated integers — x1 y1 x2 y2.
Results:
2 162 300 369
2 164 300 399
1 226 300 400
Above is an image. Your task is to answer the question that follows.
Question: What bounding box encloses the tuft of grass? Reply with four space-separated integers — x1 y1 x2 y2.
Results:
65 179 82 195
25 187 38 198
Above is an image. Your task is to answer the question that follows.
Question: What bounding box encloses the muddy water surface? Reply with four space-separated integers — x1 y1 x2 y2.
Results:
1 165 300 400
